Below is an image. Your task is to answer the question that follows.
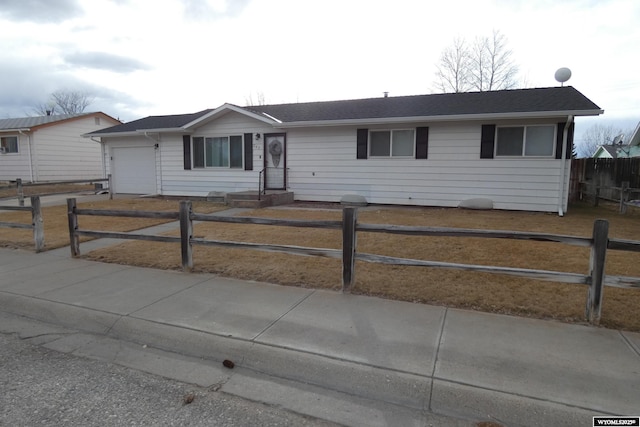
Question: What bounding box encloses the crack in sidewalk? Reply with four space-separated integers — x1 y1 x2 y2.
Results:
251 290 317 341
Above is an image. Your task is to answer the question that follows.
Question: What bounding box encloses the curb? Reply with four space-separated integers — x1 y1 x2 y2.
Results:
0 291 609 426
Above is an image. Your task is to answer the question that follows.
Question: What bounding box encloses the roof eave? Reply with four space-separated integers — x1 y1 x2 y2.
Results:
183 103 278 129
0 128 32 133
141 128 188 133
628 121 640 147
275 109 605 128
83 128 186 138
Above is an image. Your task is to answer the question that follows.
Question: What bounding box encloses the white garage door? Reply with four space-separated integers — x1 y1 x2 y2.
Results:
112 147 157 194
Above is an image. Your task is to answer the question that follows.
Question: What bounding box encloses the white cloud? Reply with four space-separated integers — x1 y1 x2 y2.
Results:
0 0 83 23
63 51 150 73
0 0 638 123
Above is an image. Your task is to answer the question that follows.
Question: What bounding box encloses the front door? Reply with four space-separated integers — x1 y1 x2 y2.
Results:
264 133 286 190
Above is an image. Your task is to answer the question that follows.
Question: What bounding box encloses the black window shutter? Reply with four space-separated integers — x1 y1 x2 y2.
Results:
555 122 565 159
567 122 575 158
480 124 496 159
416 127 429 159
357 128 368 159
183 135 191 170
556 122 568 159
244 133 253 170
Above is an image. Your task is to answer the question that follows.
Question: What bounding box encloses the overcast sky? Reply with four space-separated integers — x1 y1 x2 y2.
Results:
1 0 638 140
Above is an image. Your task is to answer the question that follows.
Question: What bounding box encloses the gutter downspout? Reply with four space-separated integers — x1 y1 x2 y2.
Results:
18 130 34 182
557 115 574 217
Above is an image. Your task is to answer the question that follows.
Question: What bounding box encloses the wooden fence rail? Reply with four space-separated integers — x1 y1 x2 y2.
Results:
66 199 640 325
1 176 112 206
0 196 44 252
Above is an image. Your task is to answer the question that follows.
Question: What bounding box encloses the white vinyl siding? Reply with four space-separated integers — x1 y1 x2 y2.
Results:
285 120 569 212
107 112 570 212
0 133 30 181
0 115 118 182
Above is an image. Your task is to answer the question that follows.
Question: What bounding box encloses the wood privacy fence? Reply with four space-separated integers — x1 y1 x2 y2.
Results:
578 180 640 214
0 176 112 206
571 158 640 204
66 198 640 325
0 196 44 252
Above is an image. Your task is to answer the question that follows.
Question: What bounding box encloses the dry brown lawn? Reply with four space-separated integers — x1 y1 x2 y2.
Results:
0 183 95 199
73 200 640 332
0 198 226 250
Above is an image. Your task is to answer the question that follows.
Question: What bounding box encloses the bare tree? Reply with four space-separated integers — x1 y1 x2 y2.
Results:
577 124 631 157
244 91 267 106
32 100 58 116
434 30 520 93
469 30 518 91
433 37 470 93
33 90 94 116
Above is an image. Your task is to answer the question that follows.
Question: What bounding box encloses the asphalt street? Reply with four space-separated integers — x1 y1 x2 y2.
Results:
0 332 339 427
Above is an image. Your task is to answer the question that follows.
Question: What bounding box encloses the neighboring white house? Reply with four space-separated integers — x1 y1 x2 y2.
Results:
592 121 640 158
88 87 603 213
0 113 121 182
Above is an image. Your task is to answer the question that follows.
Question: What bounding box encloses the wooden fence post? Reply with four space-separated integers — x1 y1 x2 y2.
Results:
108 174 113 200
620 181 629 214
30 196 44 252
586 219 609 324
342 207 357 293
67 198 80 257
180 200 193 272
17 178 24 207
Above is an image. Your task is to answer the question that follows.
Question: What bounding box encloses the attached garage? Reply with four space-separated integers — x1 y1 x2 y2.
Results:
112 146 157 194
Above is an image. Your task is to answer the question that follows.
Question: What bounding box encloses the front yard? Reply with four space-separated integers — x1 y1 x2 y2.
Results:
2 197 639 331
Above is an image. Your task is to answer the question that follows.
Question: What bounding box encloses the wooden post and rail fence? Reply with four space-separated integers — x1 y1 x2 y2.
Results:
0 196 44 252
66 198 640 325
0 176 112 206
0 176 113 251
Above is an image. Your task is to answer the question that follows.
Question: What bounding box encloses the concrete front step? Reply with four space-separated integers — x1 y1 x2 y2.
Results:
229 199 273 209
225 191 294 208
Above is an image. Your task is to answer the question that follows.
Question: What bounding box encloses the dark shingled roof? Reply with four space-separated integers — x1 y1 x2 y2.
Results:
89 87 601 135
89 109 212 135
245 86 601 122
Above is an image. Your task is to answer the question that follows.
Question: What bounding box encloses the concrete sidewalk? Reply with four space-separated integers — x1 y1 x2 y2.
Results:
1 246 639 426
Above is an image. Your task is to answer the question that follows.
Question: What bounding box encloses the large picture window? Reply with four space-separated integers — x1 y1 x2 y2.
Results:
0 136 18 153
496 125 555 157
193 135 243 168
369 129 415 157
